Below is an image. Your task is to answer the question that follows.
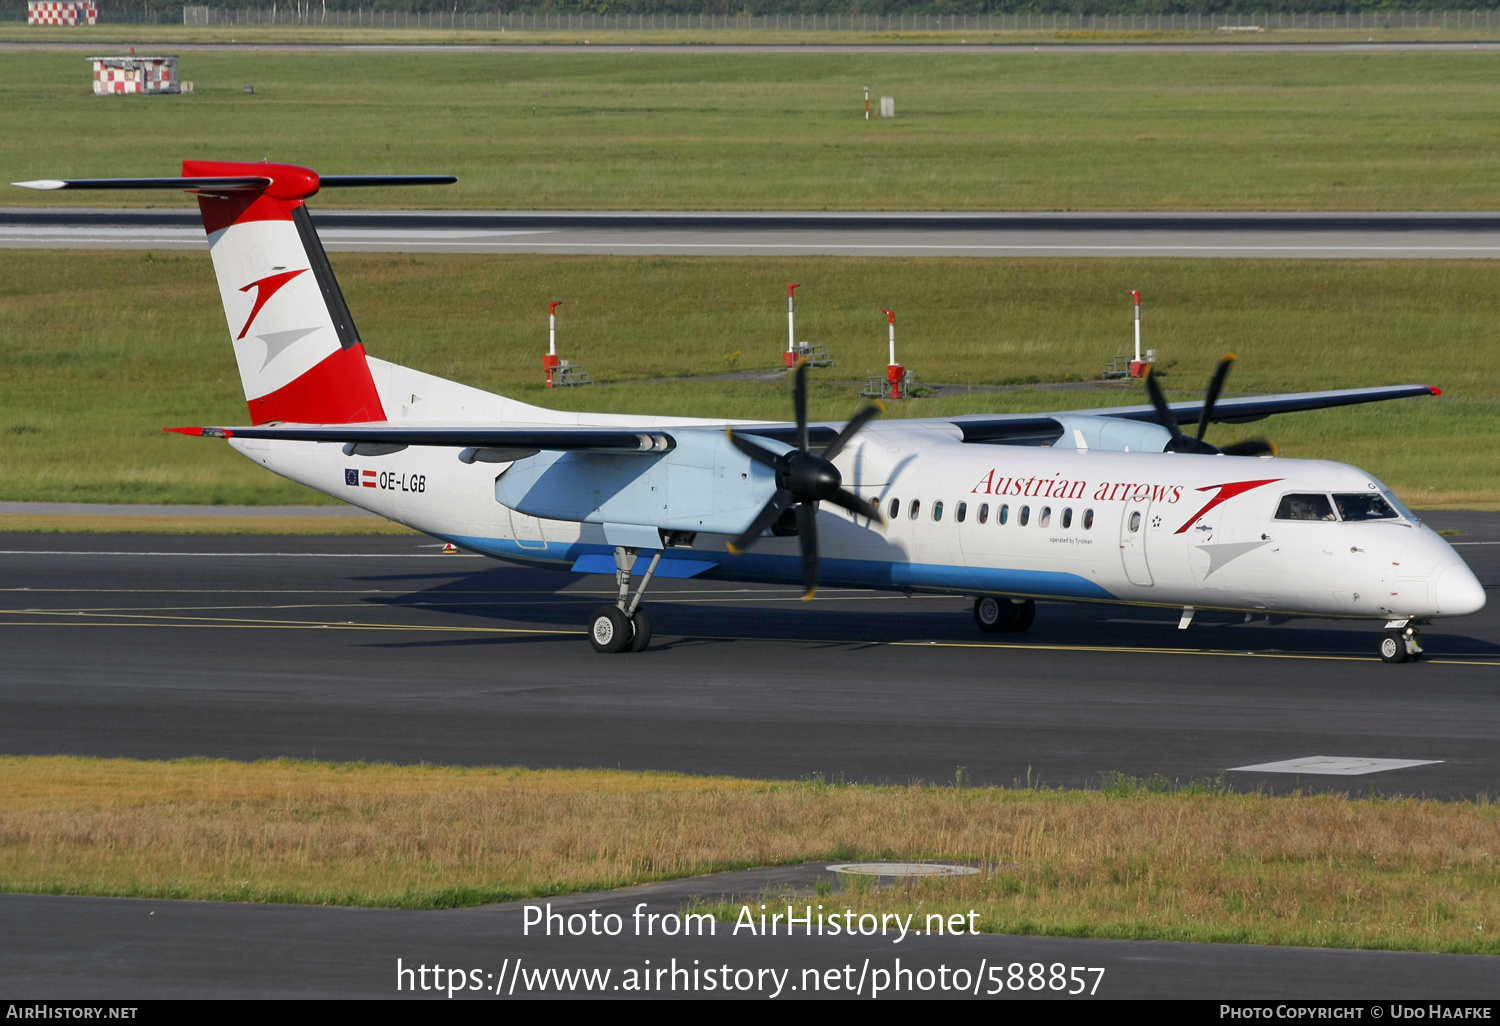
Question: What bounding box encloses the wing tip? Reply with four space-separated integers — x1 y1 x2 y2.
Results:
12 180 65 191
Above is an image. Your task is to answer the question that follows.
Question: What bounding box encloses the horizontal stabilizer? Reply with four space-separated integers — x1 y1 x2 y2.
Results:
13 177 271 192
319 175 458 188
12 174 455 193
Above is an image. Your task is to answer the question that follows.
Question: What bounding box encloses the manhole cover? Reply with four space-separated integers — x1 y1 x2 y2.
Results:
826 862 980 877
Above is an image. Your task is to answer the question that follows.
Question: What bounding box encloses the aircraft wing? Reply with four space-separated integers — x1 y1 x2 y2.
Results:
168 423 682 453
1056 384 1440 426
166 422 839 450
169 383 1438 454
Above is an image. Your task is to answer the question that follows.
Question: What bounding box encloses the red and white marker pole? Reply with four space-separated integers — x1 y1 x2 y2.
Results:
882 308 903 399
864 87 870 120
784 282 801 367
544 300 563 387
1128 290 1147 378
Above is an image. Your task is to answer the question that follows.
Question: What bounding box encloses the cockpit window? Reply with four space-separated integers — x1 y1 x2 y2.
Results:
1333 493 1399 522
1275 493 1336 522
1381 489 1420 524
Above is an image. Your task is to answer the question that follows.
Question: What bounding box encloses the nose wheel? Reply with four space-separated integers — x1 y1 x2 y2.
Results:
1379 623 1424 664
589 545 661 654
974 597 1035 634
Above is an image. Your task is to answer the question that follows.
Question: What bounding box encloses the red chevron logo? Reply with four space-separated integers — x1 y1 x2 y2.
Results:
236 268 307 340
1175 478 1282 534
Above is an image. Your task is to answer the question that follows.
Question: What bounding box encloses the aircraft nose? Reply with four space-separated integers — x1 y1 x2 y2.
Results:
1435 562 1487 617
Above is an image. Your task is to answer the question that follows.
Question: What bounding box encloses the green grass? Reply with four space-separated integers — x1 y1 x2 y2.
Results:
1 250 1495 506
4 756 1498 953
9 49 1500 210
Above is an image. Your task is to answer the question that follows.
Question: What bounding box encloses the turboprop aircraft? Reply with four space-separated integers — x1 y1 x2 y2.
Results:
15 161 1485 663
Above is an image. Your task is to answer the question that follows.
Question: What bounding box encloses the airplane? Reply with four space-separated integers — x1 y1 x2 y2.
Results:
14 161 1485 664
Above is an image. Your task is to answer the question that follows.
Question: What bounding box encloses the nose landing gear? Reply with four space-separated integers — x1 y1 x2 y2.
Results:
1379 620 1424 664
974 596 1036 634
588 545 660 654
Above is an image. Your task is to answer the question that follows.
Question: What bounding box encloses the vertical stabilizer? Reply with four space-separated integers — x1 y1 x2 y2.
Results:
184 160 386 425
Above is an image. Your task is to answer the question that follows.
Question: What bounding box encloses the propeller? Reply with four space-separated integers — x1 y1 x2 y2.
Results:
725 360 885 600
1143 353 1278 458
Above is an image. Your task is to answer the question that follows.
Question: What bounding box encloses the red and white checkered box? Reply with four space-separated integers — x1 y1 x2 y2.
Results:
28 2 98 25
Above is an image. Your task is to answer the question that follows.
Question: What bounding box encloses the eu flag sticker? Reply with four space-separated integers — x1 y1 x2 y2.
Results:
344 468 359 487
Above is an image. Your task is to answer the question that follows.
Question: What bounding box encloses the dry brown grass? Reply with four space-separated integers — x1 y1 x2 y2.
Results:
0 515 416 534
1 757 1496 952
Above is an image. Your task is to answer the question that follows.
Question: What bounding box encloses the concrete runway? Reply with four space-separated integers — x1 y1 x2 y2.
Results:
8 41 1500 54
9 207 1500 258
2 513 1497 998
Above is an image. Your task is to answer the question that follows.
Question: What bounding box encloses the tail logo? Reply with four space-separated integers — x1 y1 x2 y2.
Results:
236 268 308 339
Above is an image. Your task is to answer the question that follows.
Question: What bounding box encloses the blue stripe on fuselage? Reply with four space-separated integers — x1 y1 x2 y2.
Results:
445 535 1116 601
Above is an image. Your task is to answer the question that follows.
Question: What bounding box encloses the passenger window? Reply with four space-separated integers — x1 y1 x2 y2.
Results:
1039 506 1052 528
955 501 966 523
909 499 921 521
889 498 900 520
1128 511 1141 533
1083 509 1094 530
1019 505 1031 527
933 500 944 522
978 503 989 524
998 504 1009 525
1275 493 1336 522
1061 508 1073 529
1333 493 1399 521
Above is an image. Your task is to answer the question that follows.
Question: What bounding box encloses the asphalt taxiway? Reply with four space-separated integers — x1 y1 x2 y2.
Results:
5 868 1499 1000
9 208 1500 258
0 511 1495 798
2 512 1496 997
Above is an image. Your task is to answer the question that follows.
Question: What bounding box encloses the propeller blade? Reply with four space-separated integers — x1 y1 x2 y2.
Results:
1195 352 1237 442
827 488 883 523
820 401 884 462
1219 438 1279 458
1143 365 1187 445
725 427 784 471
796 501 820 600
792 358 810 453
726 488 795 553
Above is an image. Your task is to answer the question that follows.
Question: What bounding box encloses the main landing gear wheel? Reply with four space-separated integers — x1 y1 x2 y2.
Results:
974 596 1017 633
1380 627 1423 664
589 605 632 654
628 608 652 653
974 597 1035 634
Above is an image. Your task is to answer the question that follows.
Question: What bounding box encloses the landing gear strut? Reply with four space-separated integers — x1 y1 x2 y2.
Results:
1379 621 1424 664
974 596 1035 634
588 545 661 654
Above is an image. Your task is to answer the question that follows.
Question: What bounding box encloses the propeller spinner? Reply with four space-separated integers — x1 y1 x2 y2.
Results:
725 360 884 600
1143 353 1278 458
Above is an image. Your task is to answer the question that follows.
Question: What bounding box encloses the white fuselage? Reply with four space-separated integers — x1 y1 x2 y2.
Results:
232 360 1484 623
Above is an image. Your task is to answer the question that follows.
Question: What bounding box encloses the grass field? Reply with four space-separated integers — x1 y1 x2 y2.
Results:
2 755 1496 953
5 249 1494 504
1 250 1494 507
7 49 1500 210
9 21 1500 46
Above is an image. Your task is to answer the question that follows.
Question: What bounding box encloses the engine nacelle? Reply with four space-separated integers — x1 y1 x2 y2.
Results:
496 428 782 535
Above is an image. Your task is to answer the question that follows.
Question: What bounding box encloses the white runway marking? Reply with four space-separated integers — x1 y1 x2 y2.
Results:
1228 756 1443 775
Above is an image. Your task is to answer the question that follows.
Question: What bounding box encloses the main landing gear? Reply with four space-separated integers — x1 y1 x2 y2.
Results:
1379 620 1424 664
588 546 660 654
973 596 1036 634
